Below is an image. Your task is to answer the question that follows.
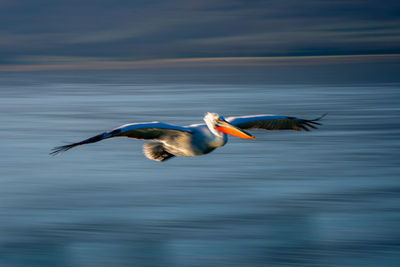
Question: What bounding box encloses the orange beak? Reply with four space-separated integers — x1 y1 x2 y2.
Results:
215 121 255 139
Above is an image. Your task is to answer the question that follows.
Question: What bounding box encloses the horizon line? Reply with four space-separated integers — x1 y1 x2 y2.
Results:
1 54 399 72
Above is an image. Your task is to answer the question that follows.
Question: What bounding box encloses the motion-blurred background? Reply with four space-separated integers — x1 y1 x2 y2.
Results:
1 1 400 266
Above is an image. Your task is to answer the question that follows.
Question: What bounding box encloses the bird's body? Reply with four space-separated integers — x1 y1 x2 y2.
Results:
51 112 325 161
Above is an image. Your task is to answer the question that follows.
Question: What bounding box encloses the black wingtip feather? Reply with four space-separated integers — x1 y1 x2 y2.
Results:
314 113 328 121
304 113 327 128
50 132 108 156
303 122 318 129
308 121 321 125
299 125 310 131
298 113 327 131
50 143 79 156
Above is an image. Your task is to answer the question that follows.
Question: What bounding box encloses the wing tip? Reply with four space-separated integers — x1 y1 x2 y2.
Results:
49 143 78 156
315 113 328 121
298 113 327 131
50 131 110 156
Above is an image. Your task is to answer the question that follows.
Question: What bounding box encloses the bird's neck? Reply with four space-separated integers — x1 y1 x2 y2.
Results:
210 134 227 148
204 127 227 148
204 118 223 138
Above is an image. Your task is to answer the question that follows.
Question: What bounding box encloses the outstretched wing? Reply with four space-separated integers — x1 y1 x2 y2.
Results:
226 113 326 132
50 122 191 155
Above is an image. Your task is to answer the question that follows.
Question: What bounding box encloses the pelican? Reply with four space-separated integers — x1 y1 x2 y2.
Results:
51 112 326 161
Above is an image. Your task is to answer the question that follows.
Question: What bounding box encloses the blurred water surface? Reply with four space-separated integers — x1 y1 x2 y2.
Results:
1 70 400 266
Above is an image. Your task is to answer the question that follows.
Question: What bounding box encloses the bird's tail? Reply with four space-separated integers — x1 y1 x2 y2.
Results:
50 132 108 156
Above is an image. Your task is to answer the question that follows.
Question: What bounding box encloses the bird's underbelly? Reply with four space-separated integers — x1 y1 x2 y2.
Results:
164 142 216 157
163 131 225 157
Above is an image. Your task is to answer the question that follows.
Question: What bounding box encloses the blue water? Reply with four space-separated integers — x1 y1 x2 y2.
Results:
1 70 400 266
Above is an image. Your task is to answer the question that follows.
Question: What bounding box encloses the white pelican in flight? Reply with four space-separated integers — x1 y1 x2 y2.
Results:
51 112 326 161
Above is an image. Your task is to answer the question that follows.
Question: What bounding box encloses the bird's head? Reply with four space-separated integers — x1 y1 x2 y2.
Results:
204 112 255 139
